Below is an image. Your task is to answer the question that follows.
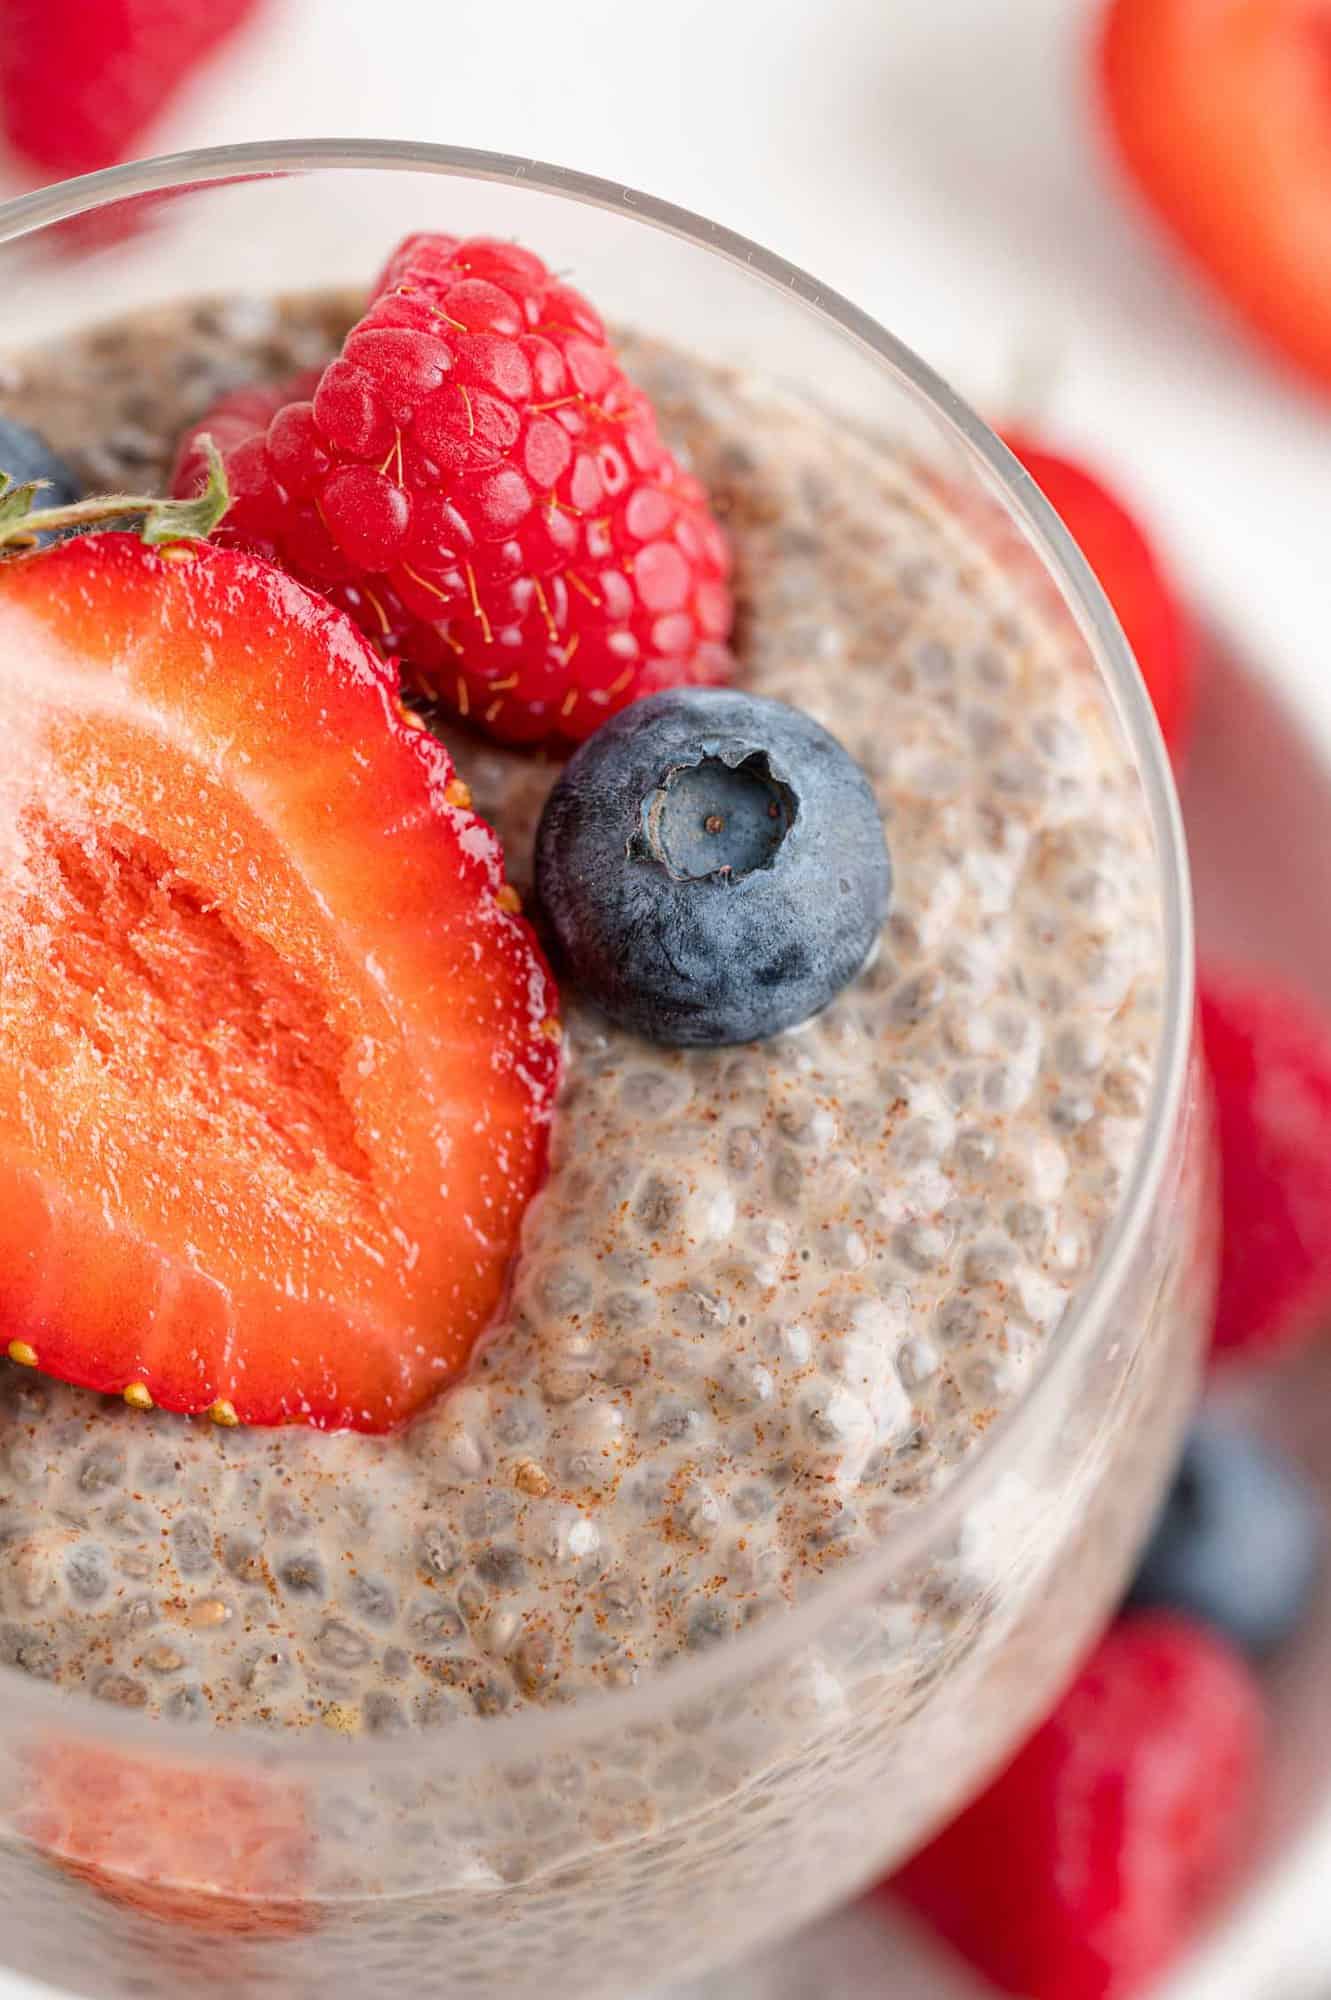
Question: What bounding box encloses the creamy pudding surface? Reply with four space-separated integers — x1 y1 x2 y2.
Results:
0 292 1166 1736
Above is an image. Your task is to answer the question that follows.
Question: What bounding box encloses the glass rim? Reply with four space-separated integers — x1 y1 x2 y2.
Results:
0 137 1194 1777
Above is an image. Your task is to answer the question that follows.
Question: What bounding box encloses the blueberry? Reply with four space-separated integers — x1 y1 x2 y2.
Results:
0 417 82 513
1128 1414 1323 1658
535 687 891 1046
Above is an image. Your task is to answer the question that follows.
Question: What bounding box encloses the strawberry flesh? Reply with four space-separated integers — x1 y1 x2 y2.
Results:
0 533 559 1430
23 1738 310 1936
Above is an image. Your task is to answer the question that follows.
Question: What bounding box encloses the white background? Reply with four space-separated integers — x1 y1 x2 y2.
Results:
2 1 1329 1994
4 0 1321 729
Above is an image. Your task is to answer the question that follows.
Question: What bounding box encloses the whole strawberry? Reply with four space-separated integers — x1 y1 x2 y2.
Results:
0 0 262 179
1099 0 1331 394
174 233 734 746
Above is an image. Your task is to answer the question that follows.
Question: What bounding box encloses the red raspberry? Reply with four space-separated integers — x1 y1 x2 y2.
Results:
889 1614 1263 2000
1201 966 1331 1360
173 233 734 746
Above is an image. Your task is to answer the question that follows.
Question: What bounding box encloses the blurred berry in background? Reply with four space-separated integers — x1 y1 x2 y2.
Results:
1129 1416 1323 1659
1099 0 1331 394
0 0 265 181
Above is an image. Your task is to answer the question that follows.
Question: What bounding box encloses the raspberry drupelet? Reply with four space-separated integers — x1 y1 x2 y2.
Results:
174 233 735 745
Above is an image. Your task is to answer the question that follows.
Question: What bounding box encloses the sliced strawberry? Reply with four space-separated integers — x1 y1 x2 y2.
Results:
21 1739 310 1936
0 532 559 1430
1098 0 1331 391
1002 432 1196 760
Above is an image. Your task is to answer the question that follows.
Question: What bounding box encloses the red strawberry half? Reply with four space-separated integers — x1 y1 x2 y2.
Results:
0 532 559 1431
173 232 734 747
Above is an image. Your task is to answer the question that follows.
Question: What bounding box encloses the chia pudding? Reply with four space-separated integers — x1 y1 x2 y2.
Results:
0 286 1208 1997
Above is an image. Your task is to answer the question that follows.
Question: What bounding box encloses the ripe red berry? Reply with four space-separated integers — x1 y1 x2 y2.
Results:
1003 431 1196 761
174 233 734 746
0 0 261 179
1202 967 1331 1361
0 531 560 1432
889 1614 1263 2000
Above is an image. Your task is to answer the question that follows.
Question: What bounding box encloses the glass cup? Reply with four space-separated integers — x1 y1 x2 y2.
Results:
0 141 1209 2000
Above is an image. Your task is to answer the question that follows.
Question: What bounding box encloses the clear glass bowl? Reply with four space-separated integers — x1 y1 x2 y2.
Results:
0 141 1208 2000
